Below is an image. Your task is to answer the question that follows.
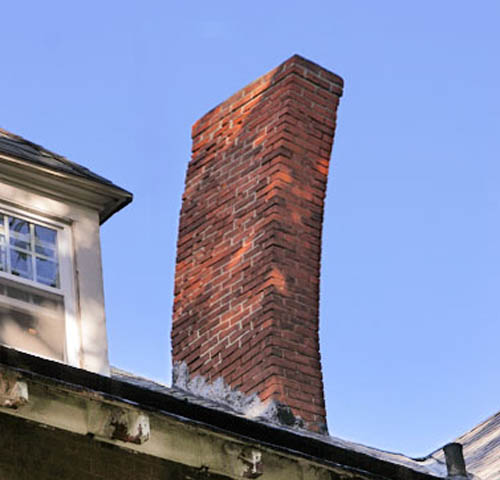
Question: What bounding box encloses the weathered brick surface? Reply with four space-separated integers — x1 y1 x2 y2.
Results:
172 55 343 430
0 413 228 480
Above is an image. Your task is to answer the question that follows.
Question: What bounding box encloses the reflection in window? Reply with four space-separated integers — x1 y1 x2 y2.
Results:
0 214 59 288
0 276 65 361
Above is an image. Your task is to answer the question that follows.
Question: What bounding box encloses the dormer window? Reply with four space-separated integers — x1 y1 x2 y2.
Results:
0 208 73 363
0 128 132 374
1 214 59 287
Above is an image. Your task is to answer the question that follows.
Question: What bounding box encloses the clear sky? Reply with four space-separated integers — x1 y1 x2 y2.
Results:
1 0 499 458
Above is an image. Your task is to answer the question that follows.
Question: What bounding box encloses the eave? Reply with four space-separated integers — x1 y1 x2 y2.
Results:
0 153 132 224
0 346 441 480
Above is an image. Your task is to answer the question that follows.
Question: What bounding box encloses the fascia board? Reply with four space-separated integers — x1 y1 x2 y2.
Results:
0 154 133 223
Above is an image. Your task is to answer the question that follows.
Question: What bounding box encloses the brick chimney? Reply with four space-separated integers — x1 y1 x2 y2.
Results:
172 55 343 431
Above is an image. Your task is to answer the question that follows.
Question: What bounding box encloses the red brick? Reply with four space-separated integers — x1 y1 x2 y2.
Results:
172 55 343 431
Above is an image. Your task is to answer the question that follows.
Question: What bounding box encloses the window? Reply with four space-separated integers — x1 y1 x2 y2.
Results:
0 209 74 362
0 214 59 287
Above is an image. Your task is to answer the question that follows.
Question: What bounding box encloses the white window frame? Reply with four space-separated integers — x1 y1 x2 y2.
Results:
0 203 80 367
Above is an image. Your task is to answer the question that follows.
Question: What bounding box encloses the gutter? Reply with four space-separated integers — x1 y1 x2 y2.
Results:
0 345 440 480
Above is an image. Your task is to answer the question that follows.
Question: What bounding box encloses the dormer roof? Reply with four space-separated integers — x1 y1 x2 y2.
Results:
0 128 132 223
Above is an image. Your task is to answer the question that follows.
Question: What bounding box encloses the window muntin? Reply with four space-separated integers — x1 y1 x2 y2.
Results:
0 214 59 288
0 210 68 362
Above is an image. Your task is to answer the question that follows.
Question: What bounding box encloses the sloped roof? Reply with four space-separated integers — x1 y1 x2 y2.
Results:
427 411 500 480
111 367 446 479
0 129 119 187
0 128 132 222
0 344 442 480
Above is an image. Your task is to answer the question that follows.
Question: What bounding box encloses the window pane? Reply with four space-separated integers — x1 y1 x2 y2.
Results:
10 249 33 280
0 277 63 312
0 246 5 272
0 235 5 272
35 244 56 259
6 283 30 303
9 217 29 235
35 225 57 259
1 214 61 289
32 291 64 312
36 258 59 288
9 217 31 250
9 232 30 251
35 225 57 246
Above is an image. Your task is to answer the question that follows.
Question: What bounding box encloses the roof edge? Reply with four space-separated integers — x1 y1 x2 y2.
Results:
0 128 133 223
0 345 441 480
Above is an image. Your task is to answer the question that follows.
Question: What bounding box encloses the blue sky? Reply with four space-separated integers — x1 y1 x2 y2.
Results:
1 1 500 457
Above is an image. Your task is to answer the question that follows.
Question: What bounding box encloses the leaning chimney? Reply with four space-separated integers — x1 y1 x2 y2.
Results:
172 55 343 431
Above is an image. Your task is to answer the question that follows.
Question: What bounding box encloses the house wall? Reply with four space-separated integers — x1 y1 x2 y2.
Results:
0 356 385 480
0 412 230 480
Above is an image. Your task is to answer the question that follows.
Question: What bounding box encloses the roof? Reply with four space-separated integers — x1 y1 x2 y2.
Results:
0 128 132 222
427 410 500 480
0 129 118 187
112 367 446 479
0 345 442 480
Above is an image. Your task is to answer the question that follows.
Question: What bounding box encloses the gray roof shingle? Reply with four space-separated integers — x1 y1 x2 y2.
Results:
110 367 446 479
428 411 500 480
0 128 123 189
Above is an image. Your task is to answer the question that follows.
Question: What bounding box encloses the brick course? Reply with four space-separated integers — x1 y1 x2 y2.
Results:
172 55 343 431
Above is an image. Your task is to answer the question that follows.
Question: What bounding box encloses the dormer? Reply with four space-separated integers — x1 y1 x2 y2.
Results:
0 129 132 375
